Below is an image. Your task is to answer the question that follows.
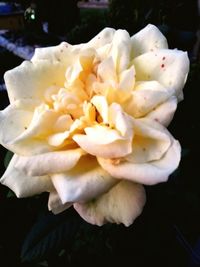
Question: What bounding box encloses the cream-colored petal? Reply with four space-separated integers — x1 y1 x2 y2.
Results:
146 96 177 126
133 49 189 99
48 191 72 215
97 57 117 83
86 27 115 50
126 118 171 163
74 181 146 226
0 102 32 150
8 105 61 155
98 137 181 185
32 42 73 63
124 81 173 118
0 154 53 197
73 134 132 158
131 24 168 57
118 66 135 100
109 103 134 138
91 95 109 123
14 148 85 176
110 29 131 73
51 156 117 204
84 125 125 145
4 59 66 103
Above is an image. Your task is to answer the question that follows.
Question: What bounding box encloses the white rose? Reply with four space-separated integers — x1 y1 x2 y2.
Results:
0 24 189 226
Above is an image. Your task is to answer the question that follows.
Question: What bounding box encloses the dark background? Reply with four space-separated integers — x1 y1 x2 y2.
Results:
0 1 200 266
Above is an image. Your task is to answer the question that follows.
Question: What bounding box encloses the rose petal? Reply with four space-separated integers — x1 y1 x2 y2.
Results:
97 57 117 83
91 95 109 123
48 190 72 214
0 154 53 197
74 181 146 226
110 29 131 73
124 81 174 118
32 42 74 63
73 134 132 158
4 59 66 103
86 27 115 50
14 148 85 176
98 137 181 185
51 156 117 204
146 96 178 126
131 24 168 57
126 118 171 163
133 49 189 100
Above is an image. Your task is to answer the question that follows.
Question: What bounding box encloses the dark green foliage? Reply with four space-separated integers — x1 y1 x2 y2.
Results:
21 208 81 262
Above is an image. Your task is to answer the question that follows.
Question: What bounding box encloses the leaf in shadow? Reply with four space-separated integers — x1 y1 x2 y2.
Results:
21 207 81 262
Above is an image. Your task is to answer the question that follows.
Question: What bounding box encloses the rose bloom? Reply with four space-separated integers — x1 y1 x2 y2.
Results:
0 25 189 226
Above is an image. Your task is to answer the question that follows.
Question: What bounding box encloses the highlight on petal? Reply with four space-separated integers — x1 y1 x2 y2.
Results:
48 190 72 215
133 49 189 100
0 154 53 198
51 156 117 204
74 181 146 226
131 24 168 57
14 148 86 176
98 137 181 185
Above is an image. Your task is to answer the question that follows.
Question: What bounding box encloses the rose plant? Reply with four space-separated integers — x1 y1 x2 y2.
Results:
0 24 189 226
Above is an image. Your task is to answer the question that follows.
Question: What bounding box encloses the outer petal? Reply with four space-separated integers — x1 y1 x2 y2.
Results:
14 148 85 176
48 191 72 215
124 81 174 118
98 137 181 185
133 49 189 99
86 27 115 50
127 118 171 164
4 59 66 103
146 96 178 126
51 156 118 204
131 24 168 57
74 181 146 226
0 154 53 197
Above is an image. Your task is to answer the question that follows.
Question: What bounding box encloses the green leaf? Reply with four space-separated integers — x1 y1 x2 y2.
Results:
4 150 13 168
21 208 81 262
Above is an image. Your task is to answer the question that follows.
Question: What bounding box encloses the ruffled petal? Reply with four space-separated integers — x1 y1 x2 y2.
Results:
133 49 189 99
131 24 168 57
126 118 171 163
51 156 117 204
124 81 174 118
14 148 85 176
48 190 72 214
98 137 181 185
73 134 132 158
74 181 146 226
0 154 53 197
146 96 177 126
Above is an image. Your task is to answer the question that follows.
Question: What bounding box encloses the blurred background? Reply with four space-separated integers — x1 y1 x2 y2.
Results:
0 1 200 267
